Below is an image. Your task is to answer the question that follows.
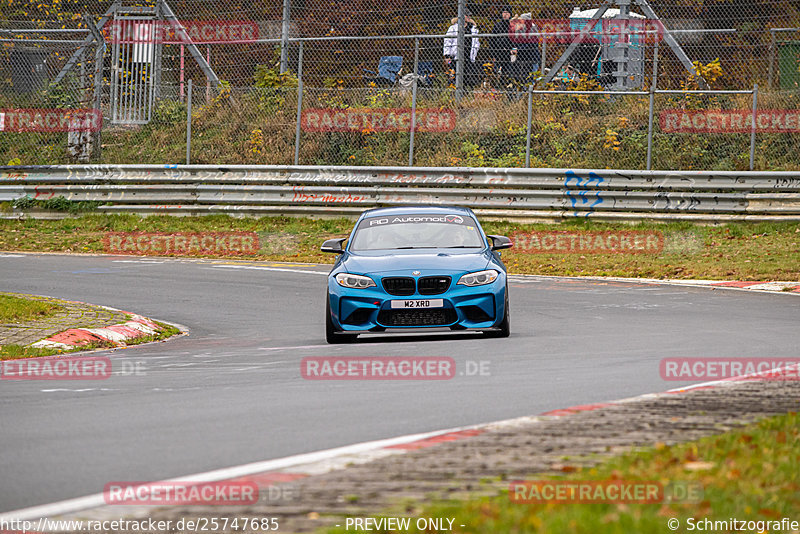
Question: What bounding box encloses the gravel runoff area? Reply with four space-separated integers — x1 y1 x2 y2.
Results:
44 379 800 534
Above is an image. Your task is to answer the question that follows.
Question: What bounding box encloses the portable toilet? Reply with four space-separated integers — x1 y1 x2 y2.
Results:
10 47 49 93
778 41 800 90
568 6 646 89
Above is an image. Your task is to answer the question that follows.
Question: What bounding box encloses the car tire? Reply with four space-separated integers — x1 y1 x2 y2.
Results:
326 297 357 344
485 292 510 338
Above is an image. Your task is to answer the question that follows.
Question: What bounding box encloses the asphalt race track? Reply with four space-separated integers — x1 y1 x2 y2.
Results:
1 253 798 513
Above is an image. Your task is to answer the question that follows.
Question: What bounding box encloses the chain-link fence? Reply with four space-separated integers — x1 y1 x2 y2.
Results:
1 21 104 163
652 89 754 171
753 89 800 171
2 0 800 169
5 0 796 87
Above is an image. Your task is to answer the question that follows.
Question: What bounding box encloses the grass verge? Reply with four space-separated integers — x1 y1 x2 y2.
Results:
0 215 798 281
0 320 182 360
0 294 61 323
3 86 797 171
323 412 800 533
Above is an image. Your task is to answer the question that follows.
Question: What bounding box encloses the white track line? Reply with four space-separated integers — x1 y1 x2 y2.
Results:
665 362 800 393
0 425 480 522
210 264 328 275
2 260 796 521
5 363 798 522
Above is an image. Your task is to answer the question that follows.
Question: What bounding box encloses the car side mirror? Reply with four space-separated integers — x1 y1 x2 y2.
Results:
487 235 513 251
321 237 346 254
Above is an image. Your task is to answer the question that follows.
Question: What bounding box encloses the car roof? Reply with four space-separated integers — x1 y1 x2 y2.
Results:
359 206 476 219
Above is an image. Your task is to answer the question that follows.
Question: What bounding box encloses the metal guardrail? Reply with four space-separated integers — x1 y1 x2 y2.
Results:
2 165 800 222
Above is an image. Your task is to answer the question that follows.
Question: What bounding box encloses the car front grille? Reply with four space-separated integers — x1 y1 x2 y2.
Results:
417 276 451 295
382 277 415 296
377 309 457 327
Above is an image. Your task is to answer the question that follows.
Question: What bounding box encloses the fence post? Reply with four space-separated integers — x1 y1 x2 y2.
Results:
541 39 547 77
768 30 776 88
456 0 465 99
89 23 105 161
645 41 660 171
294 42 304 166
280 0 291 73
80 51 86 100
206 46 211 102
525 85 533 167
186 79 192 165
652 38 659 90
646 88 655 170
750 84 758 171
409 38 419 167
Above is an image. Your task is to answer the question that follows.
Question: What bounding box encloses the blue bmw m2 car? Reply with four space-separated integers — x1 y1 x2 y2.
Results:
321 206 512 343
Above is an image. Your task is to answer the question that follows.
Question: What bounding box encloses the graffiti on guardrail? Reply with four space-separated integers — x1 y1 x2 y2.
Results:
290 185 370 203
772 178 800 189
1 170 27 180
379 173 471 185
564 171 604 217
2 166 799 221
32 186 57 200
280 171 374 184
653 191 704 211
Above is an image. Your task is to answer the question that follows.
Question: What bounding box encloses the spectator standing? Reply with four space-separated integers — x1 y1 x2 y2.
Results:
507 13 541 83
443 15 481 87
490 6 514 81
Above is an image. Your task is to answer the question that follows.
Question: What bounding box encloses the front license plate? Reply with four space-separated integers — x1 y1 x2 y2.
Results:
391 299 444 309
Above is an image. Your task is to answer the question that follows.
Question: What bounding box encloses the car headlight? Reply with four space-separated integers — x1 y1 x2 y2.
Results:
457 269 499 287
335 273 377 289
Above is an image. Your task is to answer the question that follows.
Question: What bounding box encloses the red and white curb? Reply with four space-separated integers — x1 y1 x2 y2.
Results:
648 279 800 293
508 273 800 295
3 363 797 526
30 314 165 351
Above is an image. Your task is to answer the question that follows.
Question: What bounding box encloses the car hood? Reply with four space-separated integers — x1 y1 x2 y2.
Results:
342 249 492 275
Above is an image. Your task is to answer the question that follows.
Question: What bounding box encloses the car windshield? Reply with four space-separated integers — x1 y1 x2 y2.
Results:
350 214 485 251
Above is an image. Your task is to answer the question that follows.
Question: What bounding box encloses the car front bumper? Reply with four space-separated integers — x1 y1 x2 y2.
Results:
328 275 507 333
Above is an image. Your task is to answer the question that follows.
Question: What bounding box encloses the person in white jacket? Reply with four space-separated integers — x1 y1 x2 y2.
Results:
443 15 482 87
